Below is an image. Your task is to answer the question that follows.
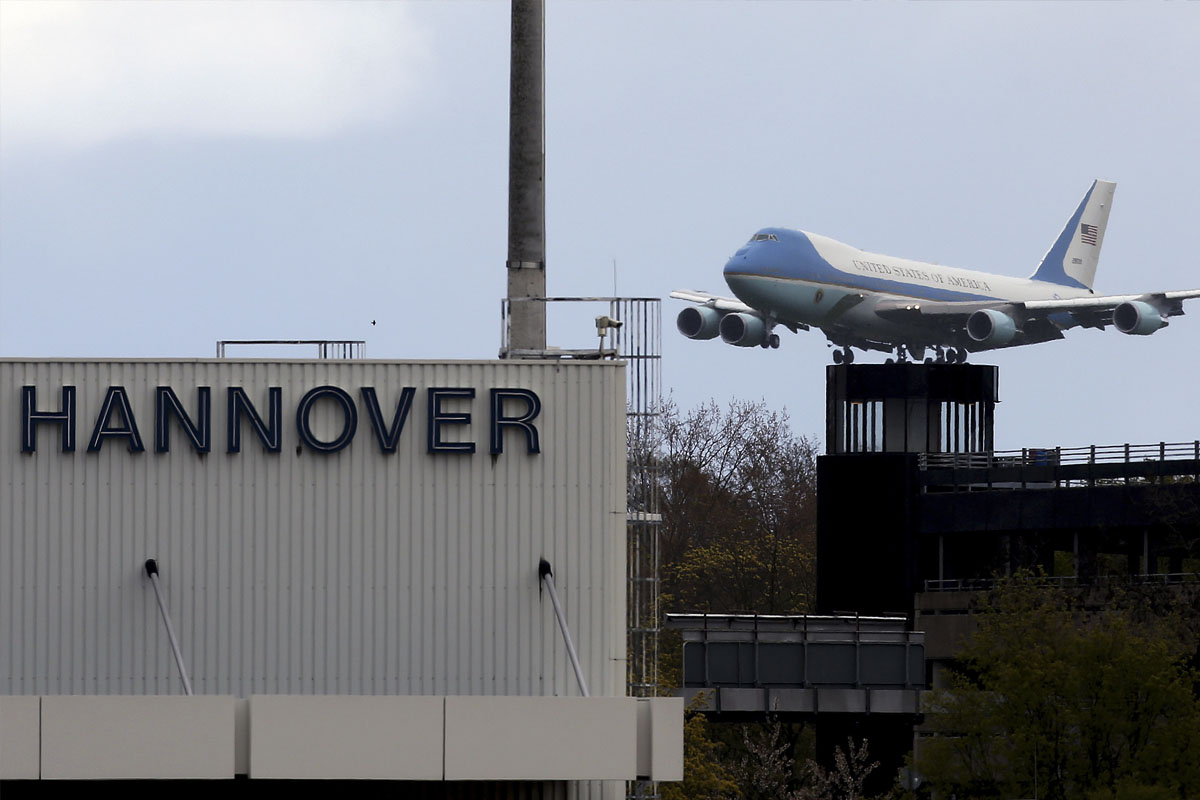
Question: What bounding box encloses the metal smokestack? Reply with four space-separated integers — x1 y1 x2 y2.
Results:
506 0 546 354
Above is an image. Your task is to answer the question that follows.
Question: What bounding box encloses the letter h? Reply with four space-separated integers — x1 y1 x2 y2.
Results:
22 386 76 452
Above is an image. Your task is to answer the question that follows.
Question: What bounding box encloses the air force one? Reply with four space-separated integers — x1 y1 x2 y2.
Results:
672 180 1200 363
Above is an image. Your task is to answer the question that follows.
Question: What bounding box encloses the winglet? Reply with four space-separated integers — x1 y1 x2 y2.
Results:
1030 179 1116 291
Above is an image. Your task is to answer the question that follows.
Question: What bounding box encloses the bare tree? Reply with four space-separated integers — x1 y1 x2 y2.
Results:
799 738 880 800
639 398 819 614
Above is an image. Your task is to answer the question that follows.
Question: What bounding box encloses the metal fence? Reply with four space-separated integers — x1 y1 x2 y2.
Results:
216 340 366 359
924 573 1200 592
919 441 1200 471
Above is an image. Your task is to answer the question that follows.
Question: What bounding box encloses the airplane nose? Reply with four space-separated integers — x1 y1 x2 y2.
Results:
724 248 755 277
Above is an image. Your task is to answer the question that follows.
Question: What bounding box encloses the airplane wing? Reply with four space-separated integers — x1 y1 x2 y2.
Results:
873 298 996 322
1025 290 1200 331
873 298 1067 345
1023 289 1200 313
876 289 1200 327
669 289 756 314
670 289 811 333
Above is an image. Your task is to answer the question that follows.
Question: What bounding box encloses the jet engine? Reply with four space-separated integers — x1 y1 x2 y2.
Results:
966 308 1018 347
719 312 768 347
676 306 723 340
1113 300 1167 335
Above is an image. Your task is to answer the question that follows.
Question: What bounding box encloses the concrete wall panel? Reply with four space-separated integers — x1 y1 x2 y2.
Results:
444 696 636 780
647 697 683 782
249 695 444 779
40 695 235 779
0 695 40 779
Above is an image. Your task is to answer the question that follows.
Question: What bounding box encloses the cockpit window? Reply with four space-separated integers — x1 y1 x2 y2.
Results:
748 233 779 243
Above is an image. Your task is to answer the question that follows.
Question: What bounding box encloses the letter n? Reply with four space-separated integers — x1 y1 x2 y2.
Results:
156 387 211 453
227 387 282 453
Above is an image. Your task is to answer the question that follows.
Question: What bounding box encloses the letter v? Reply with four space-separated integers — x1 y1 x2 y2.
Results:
360 387 415 453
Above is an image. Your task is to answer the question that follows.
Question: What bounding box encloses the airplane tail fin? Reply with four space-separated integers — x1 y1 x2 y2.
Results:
1029 179 1116 291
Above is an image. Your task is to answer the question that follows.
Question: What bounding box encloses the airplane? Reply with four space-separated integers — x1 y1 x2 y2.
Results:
672 180 1200 364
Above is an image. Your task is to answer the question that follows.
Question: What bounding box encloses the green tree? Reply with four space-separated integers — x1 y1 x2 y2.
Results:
917 574 1200 799
662 698 742 800
670 530 813 614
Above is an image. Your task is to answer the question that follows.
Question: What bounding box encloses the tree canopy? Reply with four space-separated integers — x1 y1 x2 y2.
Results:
917 574 1200 799
644 398 819 615
639 401 1200 799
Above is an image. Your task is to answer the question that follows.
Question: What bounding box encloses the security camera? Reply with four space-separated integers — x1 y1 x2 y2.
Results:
595 315 623 336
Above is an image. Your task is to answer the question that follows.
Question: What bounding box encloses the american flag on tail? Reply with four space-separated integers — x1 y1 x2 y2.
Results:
1080 223 1099 245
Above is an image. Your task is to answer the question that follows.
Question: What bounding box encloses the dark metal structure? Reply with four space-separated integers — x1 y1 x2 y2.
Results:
826 363 997 455
669 613 922 795
669 614 923 718
817 362 1200 620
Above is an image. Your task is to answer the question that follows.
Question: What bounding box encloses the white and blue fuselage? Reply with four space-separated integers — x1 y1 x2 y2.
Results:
723 227 1090 348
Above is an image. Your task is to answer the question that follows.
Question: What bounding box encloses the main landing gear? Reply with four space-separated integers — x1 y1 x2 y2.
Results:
760 333 781 349
831 346 854 364
885 344 915 364
928 347 968 364
884 345 968 364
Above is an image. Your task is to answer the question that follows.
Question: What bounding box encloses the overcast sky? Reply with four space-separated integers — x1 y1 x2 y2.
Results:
2 1 1197 450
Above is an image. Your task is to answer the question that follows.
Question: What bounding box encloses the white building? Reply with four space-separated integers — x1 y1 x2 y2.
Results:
0 358 681 793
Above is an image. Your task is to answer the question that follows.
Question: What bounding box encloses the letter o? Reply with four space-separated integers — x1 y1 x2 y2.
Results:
296 385 358 453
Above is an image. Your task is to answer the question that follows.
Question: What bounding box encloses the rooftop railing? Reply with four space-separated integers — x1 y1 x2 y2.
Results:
924 573 1200 592
215 339 366 359
919 441 1200 471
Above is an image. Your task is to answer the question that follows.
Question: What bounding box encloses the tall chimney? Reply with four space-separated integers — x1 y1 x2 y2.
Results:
506 0 546 354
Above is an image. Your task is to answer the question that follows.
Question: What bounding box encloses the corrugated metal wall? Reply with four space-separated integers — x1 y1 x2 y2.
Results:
1 359 626 699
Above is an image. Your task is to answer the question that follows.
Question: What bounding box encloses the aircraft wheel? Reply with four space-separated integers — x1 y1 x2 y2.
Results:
843 348 854 364
832 350 844 365
769 334 781 349
885 358 895 364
